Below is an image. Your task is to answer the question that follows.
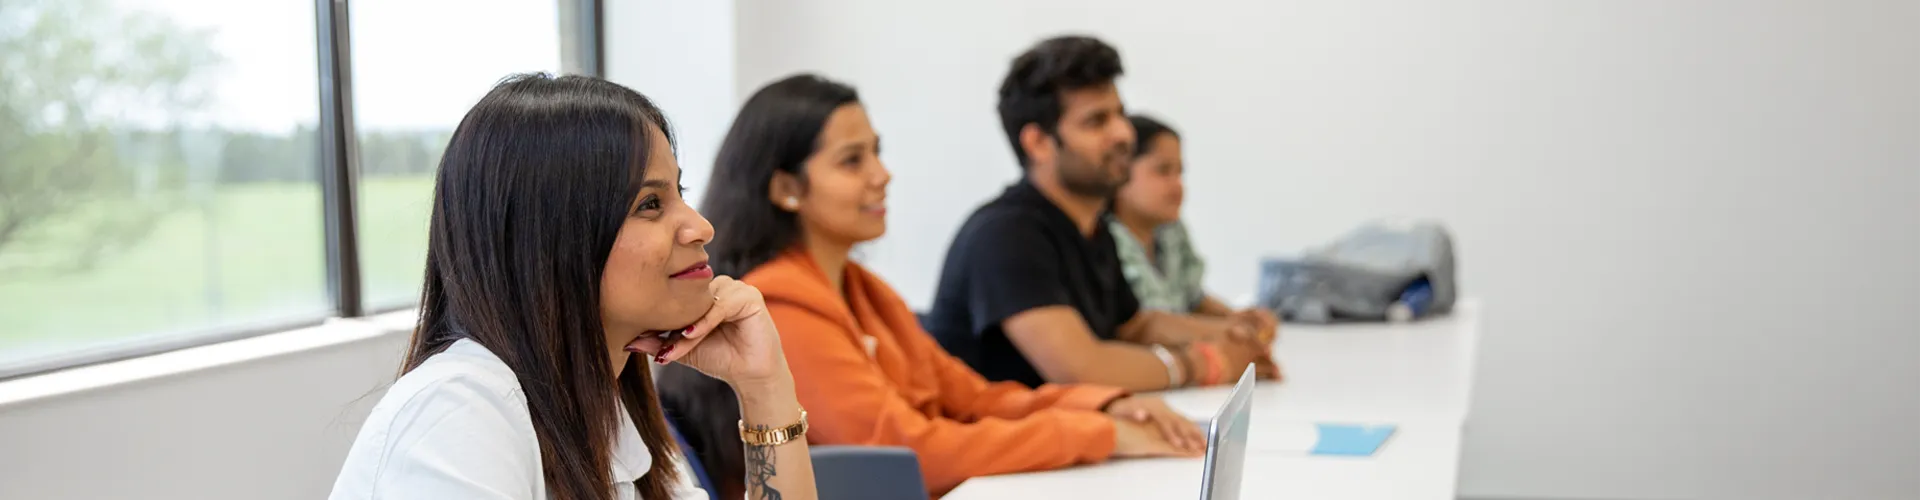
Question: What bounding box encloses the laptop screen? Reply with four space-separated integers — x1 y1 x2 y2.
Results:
1200 365 1257 500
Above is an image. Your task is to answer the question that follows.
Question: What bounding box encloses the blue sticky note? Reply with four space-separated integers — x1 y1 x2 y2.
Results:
1311 424 1396 456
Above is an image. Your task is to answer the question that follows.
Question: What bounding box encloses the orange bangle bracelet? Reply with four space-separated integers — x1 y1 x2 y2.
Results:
1193 342 1225 386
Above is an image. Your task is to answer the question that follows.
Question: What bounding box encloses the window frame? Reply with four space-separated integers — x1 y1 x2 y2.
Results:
0 0 606 382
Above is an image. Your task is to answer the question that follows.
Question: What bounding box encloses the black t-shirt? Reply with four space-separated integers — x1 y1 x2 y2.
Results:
925 179 1142 387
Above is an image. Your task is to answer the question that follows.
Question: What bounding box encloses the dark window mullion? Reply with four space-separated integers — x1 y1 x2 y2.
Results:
584 0 604 77
560 0 604 77
314 0 364 317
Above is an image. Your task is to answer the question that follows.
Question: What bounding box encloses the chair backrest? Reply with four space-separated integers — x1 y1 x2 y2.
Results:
672 420 925 499
666 423 719 500
810 445 929 500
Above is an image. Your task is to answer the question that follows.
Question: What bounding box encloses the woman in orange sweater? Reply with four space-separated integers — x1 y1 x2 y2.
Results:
663 74 1205 496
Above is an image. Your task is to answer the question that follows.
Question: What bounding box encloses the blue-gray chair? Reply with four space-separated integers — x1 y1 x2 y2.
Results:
672 419 927 500
667 424 720 500
810 445 929 500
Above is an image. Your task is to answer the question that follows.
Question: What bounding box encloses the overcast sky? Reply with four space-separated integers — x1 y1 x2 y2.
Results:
137 0 562 132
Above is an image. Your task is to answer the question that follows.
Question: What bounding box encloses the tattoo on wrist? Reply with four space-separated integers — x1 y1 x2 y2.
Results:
745 425 781 500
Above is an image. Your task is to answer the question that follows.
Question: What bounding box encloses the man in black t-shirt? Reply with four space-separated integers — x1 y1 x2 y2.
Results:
925 36 1278 391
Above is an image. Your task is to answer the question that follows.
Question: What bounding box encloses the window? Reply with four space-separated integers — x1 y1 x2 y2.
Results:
0 0 600 378
350 0 566 309
0 0 328 374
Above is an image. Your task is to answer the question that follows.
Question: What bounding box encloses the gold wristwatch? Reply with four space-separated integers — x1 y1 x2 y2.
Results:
738 408 809 447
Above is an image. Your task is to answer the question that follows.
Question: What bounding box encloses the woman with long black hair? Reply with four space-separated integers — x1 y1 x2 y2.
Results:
660 74 1201 497
329 74 817 500
1107 115 1279 334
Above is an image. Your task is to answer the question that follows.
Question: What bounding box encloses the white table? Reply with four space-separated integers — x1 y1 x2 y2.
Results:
946 301 1482 499
1160 300 1482 425
943 421 1462 500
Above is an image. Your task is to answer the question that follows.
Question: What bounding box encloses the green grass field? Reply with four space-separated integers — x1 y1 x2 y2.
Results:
0 177 436 366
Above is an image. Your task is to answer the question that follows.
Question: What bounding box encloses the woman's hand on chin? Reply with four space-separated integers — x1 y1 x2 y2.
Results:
626 276 793 389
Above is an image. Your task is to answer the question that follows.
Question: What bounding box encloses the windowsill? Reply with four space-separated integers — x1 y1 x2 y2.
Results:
0 308 420 408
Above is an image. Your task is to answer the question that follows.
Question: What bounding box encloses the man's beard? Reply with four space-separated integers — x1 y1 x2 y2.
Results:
1056 146 1130 199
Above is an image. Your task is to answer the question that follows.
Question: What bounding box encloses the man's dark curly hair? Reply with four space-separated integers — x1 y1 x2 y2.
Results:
996 35 1125 169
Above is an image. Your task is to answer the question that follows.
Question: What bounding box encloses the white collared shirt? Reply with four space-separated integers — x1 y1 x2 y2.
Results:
329 339 707 500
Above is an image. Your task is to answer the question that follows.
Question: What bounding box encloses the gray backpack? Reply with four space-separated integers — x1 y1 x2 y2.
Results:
1255 220 1458 323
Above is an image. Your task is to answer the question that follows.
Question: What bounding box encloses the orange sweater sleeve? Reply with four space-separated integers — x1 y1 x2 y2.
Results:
771 303 1117 494
902 323 1127 420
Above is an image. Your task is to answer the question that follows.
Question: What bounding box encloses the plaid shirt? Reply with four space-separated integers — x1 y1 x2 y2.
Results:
1108 217 1207 313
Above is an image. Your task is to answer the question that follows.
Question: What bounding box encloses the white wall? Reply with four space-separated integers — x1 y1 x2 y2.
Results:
603 0 736 207
731 0 1920 498
0 320 411 500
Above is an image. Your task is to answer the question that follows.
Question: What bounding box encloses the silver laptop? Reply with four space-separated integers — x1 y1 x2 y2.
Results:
1199 365 1257 500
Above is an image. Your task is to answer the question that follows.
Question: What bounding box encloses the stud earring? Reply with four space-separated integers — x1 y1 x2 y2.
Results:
784 196 799 209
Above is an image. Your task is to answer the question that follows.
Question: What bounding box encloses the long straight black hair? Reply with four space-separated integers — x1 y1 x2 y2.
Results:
405 73 680 500
657 73 860 498
698 73 860 278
